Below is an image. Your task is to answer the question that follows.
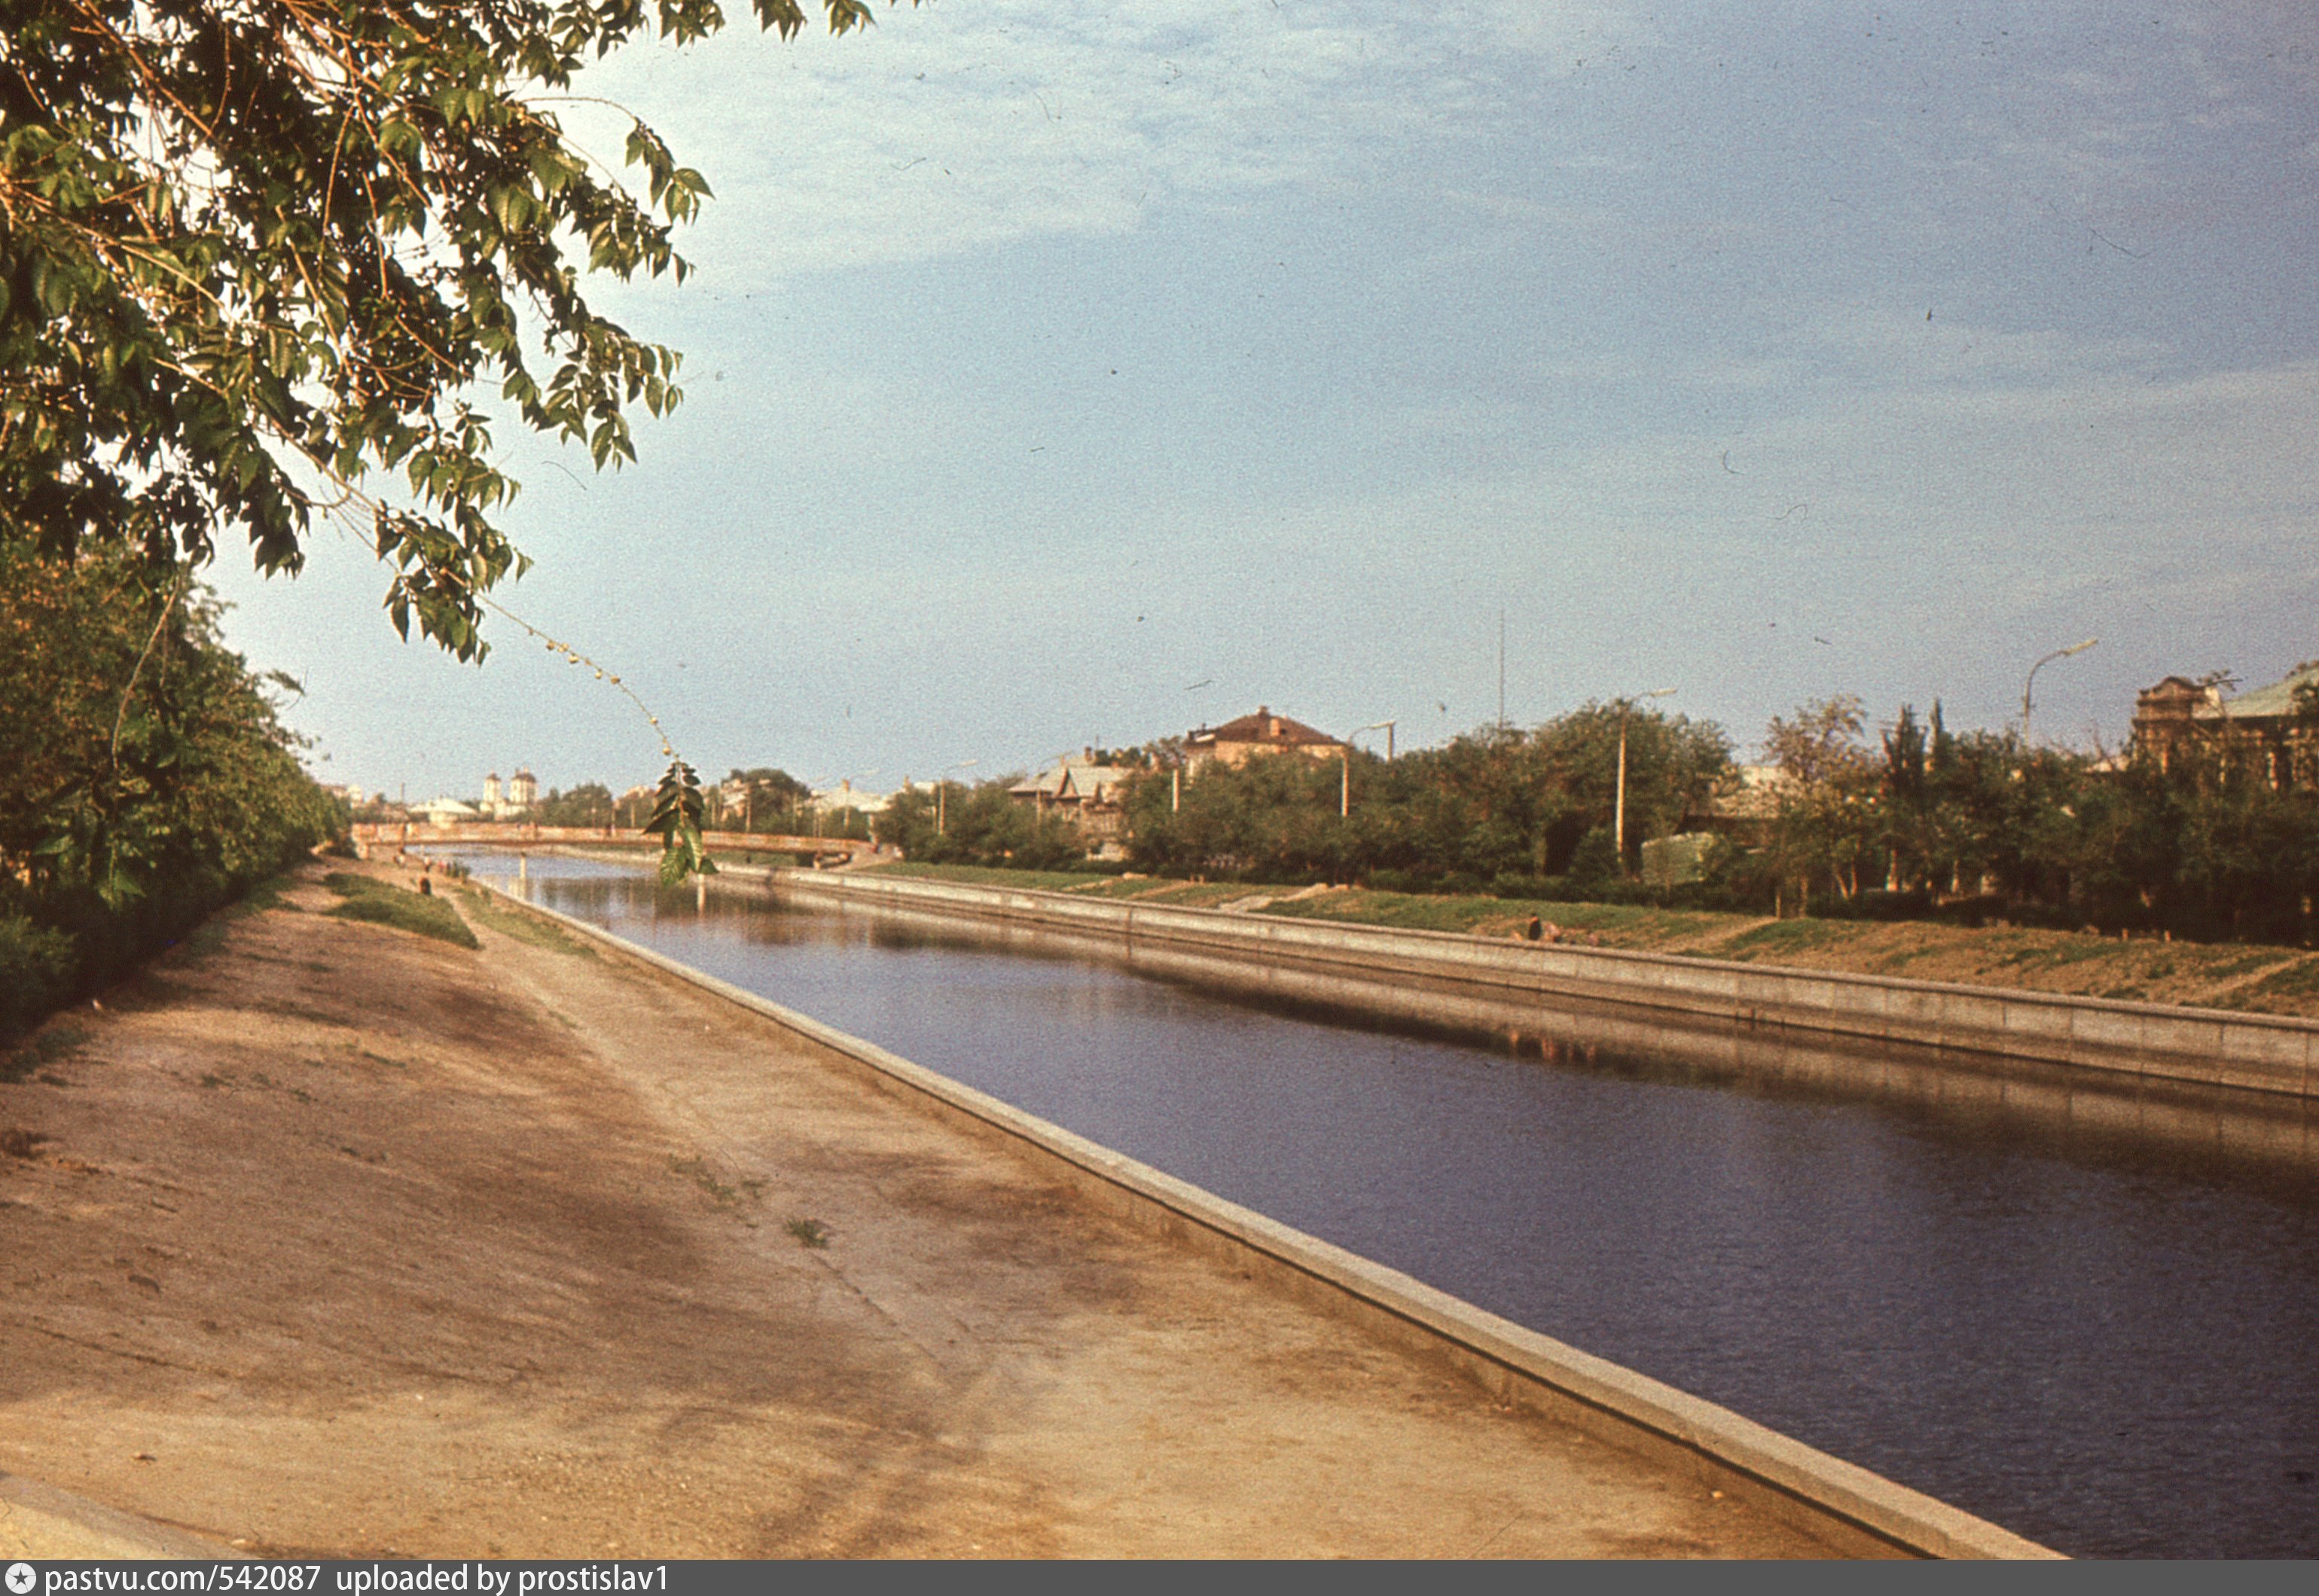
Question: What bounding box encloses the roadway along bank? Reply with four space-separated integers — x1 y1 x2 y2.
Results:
756 868 2319 1100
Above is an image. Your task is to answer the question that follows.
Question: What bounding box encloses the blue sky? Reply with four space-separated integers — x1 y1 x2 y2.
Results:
212 1 2319 800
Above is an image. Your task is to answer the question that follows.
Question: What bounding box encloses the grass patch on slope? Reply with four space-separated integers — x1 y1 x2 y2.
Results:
454 886 595 958
322 873 478 950
859 861 1097 891
1259 889 1741 948
850 862 2319 1015
2 1021 86 1085
2205 957 2319 1012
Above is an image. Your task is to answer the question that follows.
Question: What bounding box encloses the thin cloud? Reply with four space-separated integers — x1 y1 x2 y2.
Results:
563 0 1500 283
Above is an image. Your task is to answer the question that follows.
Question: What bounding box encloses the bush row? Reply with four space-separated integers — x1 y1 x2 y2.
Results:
1 547 340 1044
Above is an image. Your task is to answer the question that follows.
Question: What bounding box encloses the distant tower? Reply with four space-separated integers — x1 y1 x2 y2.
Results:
483 772 503 807
508 768 538 808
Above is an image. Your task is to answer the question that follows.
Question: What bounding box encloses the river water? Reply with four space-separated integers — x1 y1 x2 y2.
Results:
461 851 2319 1558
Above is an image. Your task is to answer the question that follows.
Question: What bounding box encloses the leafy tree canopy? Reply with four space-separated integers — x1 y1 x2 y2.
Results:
0 541 336 1036
0 0 878 658
722 765 811 810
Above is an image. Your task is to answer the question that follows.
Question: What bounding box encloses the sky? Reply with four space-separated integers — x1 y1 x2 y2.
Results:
209 0 2319 801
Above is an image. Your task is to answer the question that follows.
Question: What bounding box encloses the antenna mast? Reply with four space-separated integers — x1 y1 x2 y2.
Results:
1497 609 1507 730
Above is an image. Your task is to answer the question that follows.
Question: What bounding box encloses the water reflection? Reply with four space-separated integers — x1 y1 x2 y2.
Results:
453 850 2319 1558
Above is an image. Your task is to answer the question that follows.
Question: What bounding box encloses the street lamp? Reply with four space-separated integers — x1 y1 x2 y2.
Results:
807 771 878 840
938 760 977 835
842 770 881 843
2021 638 2098 746
799 774 835 837
801 774 835 838
1341 722 1397 817
1614 688 1678 869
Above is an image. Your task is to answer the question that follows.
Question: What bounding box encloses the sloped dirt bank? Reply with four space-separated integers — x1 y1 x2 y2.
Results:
0 861 1848 1558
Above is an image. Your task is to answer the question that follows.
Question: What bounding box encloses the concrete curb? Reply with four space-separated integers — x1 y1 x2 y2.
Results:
770 869 2317 1100
481 879 2062 1561
0 1473 241 1560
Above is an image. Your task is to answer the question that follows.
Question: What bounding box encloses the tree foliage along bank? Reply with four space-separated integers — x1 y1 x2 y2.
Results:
877 705 1739 893
2 0 877 648
0 546 339 1041
878 696 2319 947
1765 695 2319 944
2 0 889 883
878 779 1089 873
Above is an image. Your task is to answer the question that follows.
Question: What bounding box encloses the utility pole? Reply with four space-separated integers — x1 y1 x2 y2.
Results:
1498 610 1507 731
1614 688 1679 871
938 760 977 836
2021 638 2098 746
1343 723 1395 817
1615 732 1625 859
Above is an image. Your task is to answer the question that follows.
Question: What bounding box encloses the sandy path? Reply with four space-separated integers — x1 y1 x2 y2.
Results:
0 862 1845 1558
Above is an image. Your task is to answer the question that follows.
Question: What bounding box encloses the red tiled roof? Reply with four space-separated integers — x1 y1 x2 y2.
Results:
1189 706 1341 749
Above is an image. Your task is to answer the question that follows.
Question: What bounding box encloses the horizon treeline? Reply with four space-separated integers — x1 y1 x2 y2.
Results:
877 695 2319 945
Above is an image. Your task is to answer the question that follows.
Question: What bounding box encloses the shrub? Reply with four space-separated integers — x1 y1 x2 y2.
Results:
0 915 76 1041
1491 871 1556 900
1567 828 1619 887
0 548 337 1040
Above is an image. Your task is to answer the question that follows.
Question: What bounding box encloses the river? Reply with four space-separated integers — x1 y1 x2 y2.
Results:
460 851 2319 1558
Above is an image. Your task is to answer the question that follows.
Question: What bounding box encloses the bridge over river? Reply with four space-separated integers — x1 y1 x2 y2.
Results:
353 819 878 862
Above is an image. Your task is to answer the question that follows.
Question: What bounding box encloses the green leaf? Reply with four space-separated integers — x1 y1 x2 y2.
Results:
642 759 717 883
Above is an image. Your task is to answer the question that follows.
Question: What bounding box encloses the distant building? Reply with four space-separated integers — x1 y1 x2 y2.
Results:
1640 832 1721 888
415 797 479 829
808 779 893 816
1704 764 1783 846
2132 663 2319 786
1008 758 1136 839
1184 706 1345 771
479 766 538 819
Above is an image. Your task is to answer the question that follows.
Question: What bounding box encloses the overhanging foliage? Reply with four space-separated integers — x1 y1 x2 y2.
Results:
1 0 877 653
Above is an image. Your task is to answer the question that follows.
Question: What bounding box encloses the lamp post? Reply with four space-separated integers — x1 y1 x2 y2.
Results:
1614 688 1678 871
844 770 881 844
1341 723 1396 817
800 775 835 839
938 760 977 835
2021 638 2098 746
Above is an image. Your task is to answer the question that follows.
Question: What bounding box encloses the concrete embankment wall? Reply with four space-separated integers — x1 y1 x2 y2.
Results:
482 878 2058 1560
765 871 2319 1100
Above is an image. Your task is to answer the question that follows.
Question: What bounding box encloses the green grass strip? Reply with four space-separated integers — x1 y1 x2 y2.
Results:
322 874 478 949
455 886 595 957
